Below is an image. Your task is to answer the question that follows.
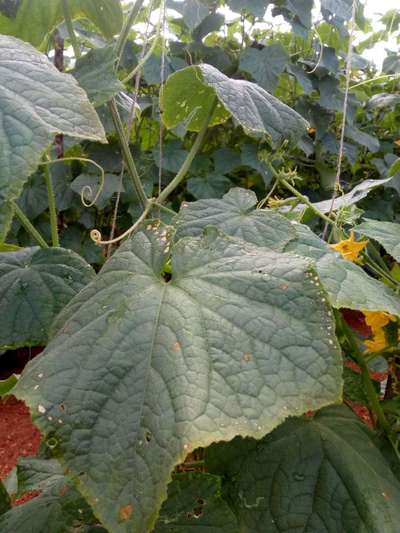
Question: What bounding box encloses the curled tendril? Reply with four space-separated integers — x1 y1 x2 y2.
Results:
90 201 154 246
39 157 105 208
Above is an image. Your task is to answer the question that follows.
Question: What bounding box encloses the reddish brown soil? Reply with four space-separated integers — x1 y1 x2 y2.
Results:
0 396 41 481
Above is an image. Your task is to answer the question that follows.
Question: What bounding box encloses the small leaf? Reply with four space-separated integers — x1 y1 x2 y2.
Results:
167 0 209 31
187 173 231 200
0 246 95 349
73 46 123 107
161 64 308 142
239 44 288 93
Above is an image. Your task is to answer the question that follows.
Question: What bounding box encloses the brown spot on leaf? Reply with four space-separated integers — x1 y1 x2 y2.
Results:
119 504 133 521
242 353 252 363
59 485 70 497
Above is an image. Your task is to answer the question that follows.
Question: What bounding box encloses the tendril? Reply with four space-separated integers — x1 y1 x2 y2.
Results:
39 157 105 208
90 200 153 246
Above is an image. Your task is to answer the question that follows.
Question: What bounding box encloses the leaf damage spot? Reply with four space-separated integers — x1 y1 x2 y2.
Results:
242 352 253 363
119 504 134 521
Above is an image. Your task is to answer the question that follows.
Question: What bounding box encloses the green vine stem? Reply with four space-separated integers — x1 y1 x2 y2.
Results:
115 0 145 62
122 0 164 84
265 163 336 226
43 158 60 247
61 0 81 59
12 202 49 249
156 100 217 205
280 178 335 226
109 98 149 210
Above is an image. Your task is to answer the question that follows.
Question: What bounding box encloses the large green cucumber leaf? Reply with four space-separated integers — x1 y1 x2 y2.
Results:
0 246 95 349
15 228 342 532
72 46 123 107
0 36 106 241
175 188 400 316
355 219 400 262
206 405 400 532
161 64 308 141
154 473 239 531
175 188 297 252
0 0 123 48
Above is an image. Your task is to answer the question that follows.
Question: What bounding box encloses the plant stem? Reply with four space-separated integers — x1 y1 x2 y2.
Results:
157 100 217 204
338 311 391 434
257 179 279 209
122 0 164 84
152 202 176 216
363 255 399 288
115 0 145 62
109 98 148 210
265 162 335 226
43 161 60 247
280 178 335 226
61 0 81 59
12 203 49 248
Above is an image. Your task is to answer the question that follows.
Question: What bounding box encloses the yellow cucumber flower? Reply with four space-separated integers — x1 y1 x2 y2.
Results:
363 310 397 353
330 231 368 263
